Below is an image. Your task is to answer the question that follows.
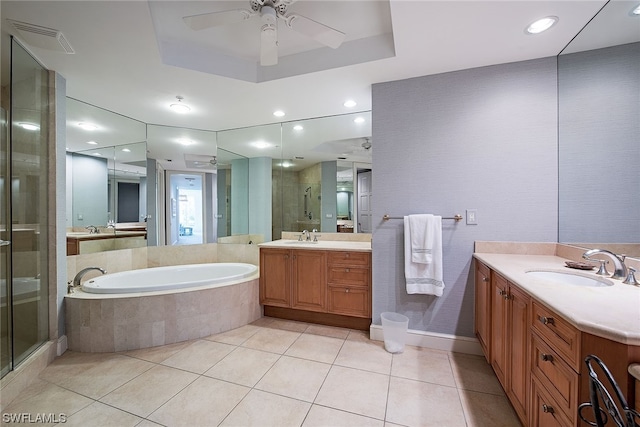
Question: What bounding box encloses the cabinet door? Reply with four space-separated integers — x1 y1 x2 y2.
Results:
260 248 291 307
474 261 491 362
327 286 370 317
507 283 530 424
491 272 508 389
291 250 327 312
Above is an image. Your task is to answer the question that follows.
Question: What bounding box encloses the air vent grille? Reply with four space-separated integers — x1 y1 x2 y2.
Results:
7 19 75 54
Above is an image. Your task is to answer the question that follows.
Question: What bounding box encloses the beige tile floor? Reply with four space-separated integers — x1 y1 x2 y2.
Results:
2 317 521 427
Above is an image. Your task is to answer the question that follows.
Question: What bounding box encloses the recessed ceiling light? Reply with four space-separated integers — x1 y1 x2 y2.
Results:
526 16 558 34
293 125 303 131
273 110 285 117
17 122 39 131
78 122 98 131
343 100 357 108
86 140 98 145
121 148 131 152
353 117 365 124
632 4 640 15
252 140 271 149
170 96 191 113
177 138 194 146
92 152 101 156
279 160 293 168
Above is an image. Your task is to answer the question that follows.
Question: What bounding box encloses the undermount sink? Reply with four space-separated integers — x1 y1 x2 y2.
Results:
526 270 613 287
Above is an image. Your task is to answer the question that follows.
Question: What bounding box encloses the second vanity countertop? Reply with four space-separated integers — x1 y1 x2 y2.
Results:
474 253 640 346
258 239 371 252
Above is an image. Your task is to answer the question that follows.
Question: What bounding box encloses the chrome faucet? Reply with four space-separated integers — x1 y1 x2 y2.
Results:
301 229 310 241
72 266 106 288
86 225 99 234
582 249 628 280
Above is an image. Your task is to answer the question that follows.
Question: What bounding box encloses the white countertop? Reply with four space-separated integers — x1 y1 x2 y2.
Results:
258 239 371 252
474 253 640 346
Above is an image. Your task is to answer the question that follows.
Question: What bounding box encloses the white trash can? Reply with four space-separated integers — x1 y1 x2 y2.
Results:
381 312 409 353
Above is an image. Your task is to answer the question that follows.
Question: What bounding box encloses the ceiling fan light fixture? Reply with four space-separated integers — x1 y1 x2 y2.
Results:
170 96 191 113
632 4 640 15
526 16 558 34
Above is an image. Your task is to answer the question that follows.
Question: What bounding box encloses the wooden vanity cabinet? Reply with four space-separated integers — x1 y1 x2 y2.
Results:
259 248 291 307
477 261 640 427
291 250 326 312
474 261 491 362
260 247 371 325
489 271 530 424
327 251 371 318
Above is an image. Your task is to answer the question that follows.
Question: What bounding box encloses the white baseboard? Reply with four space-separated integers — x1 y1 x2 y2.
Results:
57 335 68 356
370 325 483 355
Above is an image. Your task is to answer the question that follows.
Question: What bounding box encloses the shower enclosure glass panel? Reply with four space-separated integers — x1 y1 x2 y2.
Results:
9 39 50 368
1 106 11 377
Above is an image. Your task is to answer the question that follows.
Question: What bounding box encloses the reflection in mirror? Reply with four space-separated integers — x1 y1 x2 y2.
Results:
146 124 217 246
215 147 249 242
558 0 640 257
65 98 147 255
217 123 280 243
280 112 371 237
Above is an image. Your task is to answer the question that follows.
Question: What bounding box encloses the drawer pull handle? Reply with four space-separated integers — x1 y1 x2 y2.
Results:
482 276 489 282
539 316 555 325
542 404 554 414
345 289 350 293
540 353 553 362
284 255 289 259
497 290 507 297
345 268 350 273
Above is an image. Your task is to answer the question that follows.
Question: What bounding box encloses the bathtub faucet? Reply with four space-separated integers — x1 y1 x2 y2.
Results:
72 267 107 288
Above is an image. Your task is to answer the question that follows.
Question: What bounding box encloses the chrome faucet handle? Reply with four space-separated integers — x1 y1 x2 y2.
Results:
623 267 639 286
298 234 303 242
313 234 321 242
586 258 609 276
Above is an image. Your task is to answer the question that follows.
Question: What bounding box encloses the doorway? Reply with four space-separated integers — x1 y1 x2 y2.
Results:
166 172 205 245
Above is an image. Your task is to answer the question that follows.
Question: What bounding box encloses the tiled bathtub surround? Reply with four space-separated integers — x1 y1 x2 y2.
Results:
65 279 261 353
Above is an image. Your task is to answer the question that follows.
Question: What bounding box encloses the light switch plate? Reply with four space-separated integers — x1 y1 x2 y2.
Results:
466 209 478 225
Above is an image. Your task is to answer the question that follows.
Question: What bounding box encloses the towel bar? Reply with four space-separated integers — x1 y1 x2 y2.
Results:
382 214 463 222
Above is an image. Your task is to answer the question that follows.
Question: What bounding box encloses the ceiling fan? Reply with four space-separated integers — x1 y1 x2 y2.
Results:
182 0 346 66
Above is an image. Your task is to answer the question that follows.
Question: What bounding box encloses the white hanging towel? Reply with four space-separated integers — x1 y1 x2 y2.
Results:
404 214 444 296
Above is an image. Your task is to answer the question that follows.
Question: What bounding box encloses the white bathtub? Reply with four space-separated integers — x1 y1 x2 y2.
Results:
66 262 262 352
81 263 258 294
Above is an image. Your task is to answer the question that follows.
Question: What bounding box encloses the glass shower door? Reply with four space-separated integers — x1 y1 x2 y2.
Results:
0 106 11 378
10 39 49 367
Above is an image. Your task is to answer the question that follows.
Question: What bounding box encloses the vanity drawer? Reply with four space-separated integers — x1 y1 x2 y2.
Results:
327 266 369 287
327 286 370 318
530 376 573 427
530 332 579 425
327 251 370 266
531 301 581 370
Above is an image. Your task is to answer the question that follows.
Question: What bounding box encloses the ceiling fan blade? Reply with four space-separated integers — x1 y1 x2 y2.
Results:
284 14 345 49
183 9 253 31
260 25 278 66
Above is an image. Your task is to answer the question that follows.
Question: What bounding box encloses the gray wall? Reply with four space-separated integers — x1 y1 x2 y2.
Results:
372 57 558 337
558 42 640 243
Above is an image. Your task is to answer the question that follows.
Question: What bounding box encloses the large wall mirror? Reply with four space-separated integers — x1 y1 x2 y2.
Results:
65 96 371 254
65 98 148 255
558 0 640 257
